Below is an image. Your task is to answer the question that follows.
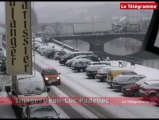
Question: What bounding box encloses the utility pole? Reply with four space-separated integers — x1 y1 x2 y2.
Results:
92 16 94 34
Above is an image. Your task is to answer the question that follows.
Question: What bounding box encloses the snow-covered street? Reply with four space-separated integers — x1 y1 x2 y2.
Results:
33 44 159 118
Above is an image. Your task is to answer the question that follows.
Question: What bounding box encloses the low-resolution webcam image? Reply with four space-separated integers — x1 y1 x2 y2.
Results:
0 1 159 119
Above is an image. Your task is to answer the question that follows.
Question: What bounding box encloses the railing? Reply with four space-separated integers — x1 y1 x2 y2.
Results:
2 36 159 70
49 38 79 52
110 55 159 69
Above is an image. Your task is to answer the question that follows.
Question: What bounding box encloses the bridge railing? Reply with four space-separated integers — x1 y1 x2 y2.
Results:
109 55 159 69
50 38 79 52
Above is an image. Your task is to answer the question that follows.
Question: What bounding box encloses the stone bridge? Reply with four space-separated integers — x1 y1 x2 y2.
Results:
51 32 145 58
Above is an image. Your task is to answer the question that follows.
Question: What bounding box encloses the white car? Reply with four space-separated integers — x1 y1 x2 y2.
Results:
36 46 48 54
71 58 92 72
66 55 99 67
6 70 50 117
66 55 89 67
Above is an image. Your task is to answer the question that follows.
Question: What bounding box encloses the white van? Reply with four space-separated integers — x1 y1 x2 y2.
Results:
5 70 50 118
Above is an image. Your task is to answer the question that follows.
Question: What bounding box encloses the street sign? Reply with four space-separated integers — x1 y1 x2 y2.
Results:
6 1 32 74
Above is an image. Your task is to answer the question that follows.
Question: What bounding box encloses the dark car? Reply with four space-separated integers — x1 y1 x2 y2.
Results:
121 78 159 97
22 105 60 119
139 81 159 101
112 74 146 90
86 65 110 79
45 49 61 59
54 51 67 60
59 51 94 65
96 66 112 82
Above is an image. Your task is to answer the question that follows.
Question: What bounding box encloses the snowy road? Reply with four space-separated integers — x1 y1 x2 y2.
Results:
2 38 159 118
34 52 159 118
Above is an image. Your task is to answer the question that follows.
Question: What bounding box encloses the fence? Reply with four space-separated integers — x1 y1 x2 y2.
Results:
110 55 159 70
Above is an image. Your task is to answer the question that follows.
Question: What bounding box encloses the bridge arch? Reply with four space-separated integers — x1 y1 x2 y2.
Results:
104 37 142 56
52 32 145 58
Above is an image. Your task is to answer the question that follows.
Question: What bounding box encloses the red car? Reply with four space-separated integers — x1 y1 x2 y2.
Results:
41 68 61 86
139 81 159 102
121 78 159 97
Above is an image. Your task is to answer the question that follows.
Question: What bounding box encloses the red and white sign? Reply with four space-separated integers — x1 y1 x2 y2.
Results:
120 2 158 10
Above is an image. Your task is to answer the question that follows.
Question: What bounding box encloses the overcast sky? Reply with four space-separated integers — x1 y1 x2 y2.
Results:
0 2 112 11
0 2 114 23
34 2 107 8
0 1 153 23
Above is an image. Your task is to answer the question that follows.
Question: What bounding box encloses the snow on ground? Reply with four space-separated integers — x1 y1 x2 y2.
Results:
34 37 73 53
50 87 98 118
2 38 159 118
34 42 159 118
47 43 73 53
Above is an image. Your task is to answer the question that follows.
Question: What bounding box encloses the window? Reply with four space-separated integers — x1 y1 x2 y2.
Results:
44 69 58 75
142 7 159 55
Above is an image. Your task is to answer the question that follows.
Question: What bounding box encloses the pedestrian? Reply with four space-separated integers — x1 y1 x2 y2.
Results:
123 60 127 67
118 60 124 68
130 62 135 68
106 56 111 61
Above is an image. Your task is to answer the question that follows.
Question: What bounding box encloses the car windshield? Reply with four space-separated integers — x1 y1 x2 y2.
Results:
18 81 46 95
98 67 110 73
63 53 71 58
30 106 58 118
44 69 58 75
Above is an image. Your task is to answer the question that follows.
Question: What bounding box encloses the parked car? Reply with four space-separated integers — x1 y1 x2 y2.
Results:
54 51 67 60
44 49 61 59
34 43 44 51
154 92 159 105
121 78 159 97
36 45 48 54
66 55 99 67
111 74 146 90
5 70 50 118
86 64 110 79
59 51 94 65
106 68 137 87
96 66 112 82
22 105 60 119
139 81 159 101
71 58 92 72
41 68 61 85
88 61 111 66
